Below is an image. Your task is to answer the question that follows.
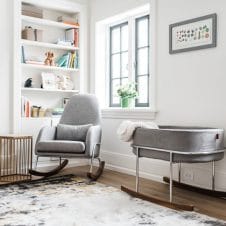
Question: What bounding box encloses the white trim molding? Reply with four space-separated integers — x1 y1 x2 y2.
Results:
101 108 157 119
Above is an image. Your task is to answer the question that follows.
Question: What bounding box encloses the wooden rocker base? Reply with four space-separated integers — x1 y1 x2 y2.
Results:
163 176 226 198
29 159 69 177
87 161 105 181
121 186 194 211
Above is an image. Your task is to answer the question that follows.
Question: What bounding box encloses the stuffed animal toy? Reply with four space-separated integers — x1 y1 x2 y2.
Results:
44 52 55 66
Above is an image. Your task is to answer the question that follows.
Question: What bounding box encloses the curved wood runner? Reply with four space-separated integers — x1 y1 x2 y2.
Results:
29 159 69 177
121 186 194 211
163 176 226 198
87 161 105 181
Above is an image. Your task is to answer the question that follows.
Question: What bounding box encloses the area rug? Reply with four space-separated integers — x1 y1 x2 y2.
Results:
0 175 225 226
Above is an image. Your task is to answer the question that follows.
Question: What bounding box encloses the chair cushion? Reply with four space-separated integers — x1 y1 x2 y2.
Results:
56 124 92 141
36 140 85 153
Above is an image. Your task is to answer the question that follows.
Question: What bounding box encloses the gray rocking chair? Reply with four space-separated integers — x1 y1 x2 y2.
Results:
29 94 105 180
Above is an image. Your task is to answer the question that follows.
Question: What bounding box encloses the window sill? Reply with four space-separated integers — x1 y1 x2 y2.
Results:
101 108 157 120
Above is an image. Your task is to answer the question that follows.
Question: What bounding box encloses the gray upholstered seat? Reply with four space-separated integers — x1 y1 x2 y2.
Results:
33 94 104 179
36 140 85 154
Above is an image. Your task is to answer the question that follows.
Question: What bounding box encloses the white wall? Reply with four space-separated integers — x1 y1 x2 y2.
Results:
89 0 226 190
0 0 13 134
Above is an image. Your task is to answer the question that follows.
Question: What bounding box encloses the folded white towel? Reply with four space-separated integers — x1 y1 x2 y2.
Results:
117 120 159 142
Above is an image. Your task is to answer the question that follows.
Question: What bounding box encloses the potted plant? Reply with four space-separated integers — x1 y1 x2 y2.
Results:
117 82 138 108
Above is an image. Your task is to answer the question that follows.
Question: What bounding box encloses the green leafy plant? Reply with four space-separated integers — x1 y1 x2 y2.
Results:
117 82 138 99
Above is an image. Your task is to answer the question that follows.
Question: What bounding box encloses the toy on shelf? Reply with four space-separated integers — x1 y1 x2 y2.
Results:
44 51 55 66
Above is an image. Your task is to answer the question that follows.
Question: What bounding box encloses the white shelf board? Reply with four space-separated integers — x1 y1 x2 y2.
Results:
21 63 79 72
21 39 79 51
22 15 79 29
21 88 79 93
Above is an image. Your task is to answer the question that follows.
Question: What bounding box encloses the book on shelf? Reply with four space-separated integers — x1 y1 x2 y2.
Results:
65 28 79 48
21 46 25 63
56 51 79 69
21 96 31 117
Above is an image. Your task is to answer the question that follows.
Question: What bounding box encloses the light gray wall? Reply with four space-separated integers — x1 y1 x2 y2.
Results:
89 0 226 190
0 0 13 134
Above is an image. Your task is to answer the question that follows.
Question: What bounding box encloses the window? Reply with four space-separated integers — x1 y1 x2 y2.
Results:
109 15 150 107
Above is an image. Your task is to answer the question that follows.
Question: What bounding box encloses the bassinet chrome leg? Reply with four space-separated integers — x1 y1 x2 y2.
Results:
170 152 173 203
212 161 215 190
136 147 140 192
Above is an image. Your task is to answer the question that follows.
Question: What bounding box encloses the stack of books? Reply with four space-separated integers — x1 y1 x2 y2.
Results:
56 51 79 69
21 96 31 117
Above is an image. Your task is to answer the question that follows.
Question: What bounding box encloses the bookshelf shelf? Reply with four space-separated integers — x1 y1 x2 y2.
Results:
21 63 79 72
21 87 79 93
21 39 79 51
22 15 79 29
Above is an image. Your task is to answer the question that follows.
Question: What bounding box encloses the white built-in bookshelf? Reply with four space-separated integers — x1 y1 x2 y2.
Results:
13 0 87 163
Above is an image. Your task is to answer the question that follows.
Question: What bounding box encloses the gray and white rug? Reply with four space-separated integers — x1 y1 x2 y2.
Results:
0 175 225 226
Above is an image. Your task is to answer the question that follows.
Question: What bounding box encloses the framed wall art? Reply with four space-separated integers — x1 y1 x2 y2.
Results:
169 13 217 54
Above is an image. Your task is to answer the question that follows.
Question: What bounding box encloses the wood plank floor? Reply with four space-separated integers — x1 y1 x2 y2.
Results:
60 165 226 221
1 165 226 221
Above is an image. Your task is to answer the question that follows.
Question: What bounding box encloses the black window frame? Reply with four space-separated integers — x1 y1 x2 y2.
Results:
109 14 150 108
135 15 150 107
109 22 129 107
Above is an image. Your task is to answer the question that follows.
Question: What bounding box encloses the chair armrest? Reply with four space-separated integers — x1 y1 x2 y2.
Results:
36 126 57 144
85 125 102 157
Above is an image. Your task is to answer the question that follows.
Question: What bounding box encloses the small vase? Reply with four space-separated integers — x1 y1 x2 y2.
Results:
120 97 133 108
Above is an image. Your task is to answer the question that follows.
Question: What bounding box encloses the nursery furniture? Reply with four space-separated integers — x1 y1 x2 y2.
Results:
0 135 32 183
29 94 105 180
121 126 225 211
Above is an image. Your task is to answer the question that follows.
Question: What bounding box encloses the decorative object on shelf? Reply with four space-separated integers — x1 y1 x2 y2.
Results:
22 26 43 42
65 28 79 47
31 106 46 117
63 98 70 108
24 78 33 88
22 3 43 18
41 72 56 89
56 39 73 46
117 83 138 108
169 13 217 54
44 51 55 66
52 108 64 116
58 15 79 26
56 75 74 90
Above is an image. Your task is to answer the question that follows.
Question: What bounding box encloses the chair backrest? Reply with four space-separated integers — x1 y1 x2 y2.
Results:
60 94 101 126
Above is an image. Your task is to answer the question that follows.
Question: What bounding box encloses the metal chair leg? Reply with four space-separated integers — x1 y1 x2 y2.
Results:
170 152 173 203
212 161 215 190
136 147 140 192
178 162 181 183
89 144 96 173
59 157 62 165
35 156 39 169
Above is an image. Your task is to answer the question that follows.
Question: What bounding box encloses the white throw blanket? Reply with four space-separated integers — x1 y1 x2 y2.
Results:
117 120 159 142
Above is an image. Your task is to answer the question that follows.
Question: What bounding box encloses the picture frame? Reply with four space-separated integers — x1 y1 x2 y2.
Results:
169 14 217 54
41 72 56 90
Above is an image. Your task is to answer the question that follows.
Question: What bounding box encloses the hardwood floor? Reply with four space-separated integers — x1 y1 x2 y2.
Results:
60 165 226 221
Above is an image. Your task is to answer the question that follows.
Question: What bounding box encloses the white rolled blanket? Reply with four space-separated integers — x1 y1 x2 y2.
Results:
117 120 159 142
